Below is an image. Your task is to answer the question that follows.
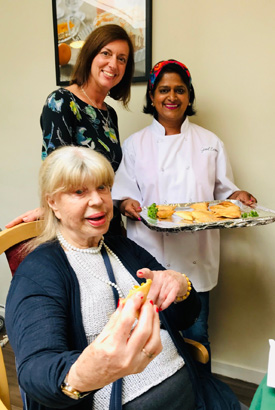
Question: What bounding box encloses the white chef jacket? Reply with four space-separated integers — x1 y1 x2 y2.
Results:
112 118 239 291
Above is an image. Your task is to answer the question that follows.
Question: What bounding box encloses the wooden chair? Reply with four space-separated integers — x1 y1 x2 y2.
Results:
0 221 209 364
183 337 208 364
0 221 44 275
0 346 11 410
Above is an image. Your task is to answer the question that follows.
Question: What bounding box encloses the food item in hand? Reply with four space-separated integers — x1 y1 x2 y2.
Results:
175 211 194 221
191 202 209 211
122 279 152 318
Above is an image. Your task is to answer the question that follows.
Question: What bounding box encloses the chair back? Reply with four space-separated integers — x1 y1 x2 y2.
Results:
0 221 44 275
0 346 11 410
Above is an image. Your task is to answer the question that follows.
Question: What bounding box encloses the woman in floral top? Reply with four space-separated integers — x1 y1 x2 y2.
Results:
6 24 134 228
41 23 134 172
41 88 122 171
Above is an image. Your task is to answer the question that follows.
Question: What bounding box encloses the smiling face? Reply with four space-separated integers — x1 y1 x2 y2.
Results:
48 182 113 248
90 39 129 93
150 72 190 133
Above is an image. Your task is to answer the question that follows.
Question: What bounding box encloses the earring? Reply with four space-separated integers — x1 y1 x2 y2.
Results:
151 102 154 107
188 103 192 106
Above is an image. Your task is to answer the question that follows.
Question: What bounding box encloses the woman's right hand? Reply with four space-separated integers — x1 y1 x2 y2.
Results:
119 198 142 220
67 293 162 393
5 207 44 228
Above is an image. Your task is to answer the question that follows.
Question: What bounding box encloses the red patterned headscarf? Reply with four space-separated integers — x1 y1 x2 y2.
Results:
148 59 192 90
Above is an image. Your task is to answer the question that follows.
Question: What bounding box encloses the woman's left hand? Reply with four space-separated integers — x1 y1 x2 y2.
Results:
137 268 189 311
228 190 257 206
66 293 162 392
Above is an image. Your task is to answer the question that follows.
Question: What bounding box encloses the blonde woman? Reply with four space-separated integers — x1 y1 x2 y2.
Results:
6 147 243 410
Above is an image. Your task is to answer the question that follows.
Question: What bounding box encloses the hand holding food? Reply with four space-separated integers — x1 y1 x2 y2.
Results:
121 279 152 317
67 292 162 393
137 268 190 311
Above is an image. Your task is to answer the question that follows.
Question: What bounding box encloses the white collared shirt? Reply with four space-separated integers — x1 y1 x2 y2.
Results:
112 118 239 291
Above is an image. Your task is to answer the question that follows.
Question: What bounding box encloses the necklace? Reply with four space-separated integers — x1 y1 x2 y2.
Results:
80 87 117 133
57 231 126 298
80 86 105 109
81 86 111 122
57 231 104 254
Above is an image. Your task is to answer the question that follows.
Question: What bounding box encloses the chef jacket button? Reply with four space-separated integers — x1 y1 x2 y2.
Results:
161 167 164 172
186 166 190 170
193 261 196 264
167 264 171 267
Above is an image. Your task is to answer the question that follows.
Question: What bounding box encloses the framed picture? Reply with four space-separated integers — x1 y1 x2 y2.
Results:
52 0 152 85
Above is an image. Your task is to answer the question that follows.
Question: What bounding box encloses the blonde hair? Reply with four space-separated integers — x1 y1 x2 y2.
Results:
28 146 114 251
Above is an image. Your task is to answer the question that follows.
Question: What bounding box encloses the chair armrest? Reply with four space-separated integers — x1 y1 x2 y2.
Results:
183 337 209 364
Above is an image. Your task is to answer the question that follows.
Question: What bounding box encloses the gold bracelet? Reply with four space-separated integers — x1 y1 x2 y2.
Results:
175 273 192 303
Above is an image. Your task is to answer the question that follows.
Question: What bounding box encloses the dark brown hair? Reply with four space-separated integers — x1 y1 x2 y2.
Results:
70 24 134 107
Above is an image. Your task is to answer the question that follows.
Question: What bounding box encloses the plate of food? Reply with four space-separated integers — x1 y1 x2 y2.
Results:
139 200 275 232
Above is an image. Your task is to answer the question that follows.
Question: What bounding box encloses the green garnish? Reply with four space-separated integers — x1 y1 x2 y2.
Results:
148 203 158 219
241 210 259 218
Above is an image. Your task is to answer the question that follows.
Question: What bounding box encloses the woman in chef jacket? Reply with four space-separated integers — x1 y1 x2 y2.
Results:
111 59 257 370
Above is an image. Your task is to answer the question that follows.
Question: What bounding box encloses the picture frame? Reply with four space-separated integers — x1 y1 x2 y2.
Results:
52 0 152 85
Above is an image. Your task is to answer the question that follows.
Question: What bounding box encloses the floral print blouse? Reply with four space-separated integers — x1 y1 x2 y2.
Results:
40 88 122 172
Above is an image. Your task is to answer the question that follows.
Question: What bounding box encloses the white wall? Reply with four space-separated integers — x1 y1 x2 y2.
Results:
1 0 275 383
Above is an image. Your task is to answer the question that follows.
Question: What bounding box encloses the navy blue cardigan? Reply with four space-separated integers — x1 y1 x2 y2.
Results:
6 235 240 410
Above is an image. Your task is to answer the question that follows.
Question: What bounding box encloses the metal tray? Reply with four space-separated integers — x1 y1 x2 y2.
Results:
139 200 275 233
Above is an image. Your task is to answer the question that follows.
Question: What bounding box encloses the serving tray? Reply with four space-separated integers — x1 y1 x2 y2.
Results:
139 200 275 233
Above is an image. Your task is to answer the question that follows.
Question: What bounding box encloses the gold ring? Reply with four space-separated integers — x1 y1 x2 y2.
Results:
142 348 154 359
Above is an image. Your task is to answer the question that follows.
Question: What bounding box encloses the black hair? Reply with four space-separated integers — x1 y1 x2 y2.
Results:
143 63 196 117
